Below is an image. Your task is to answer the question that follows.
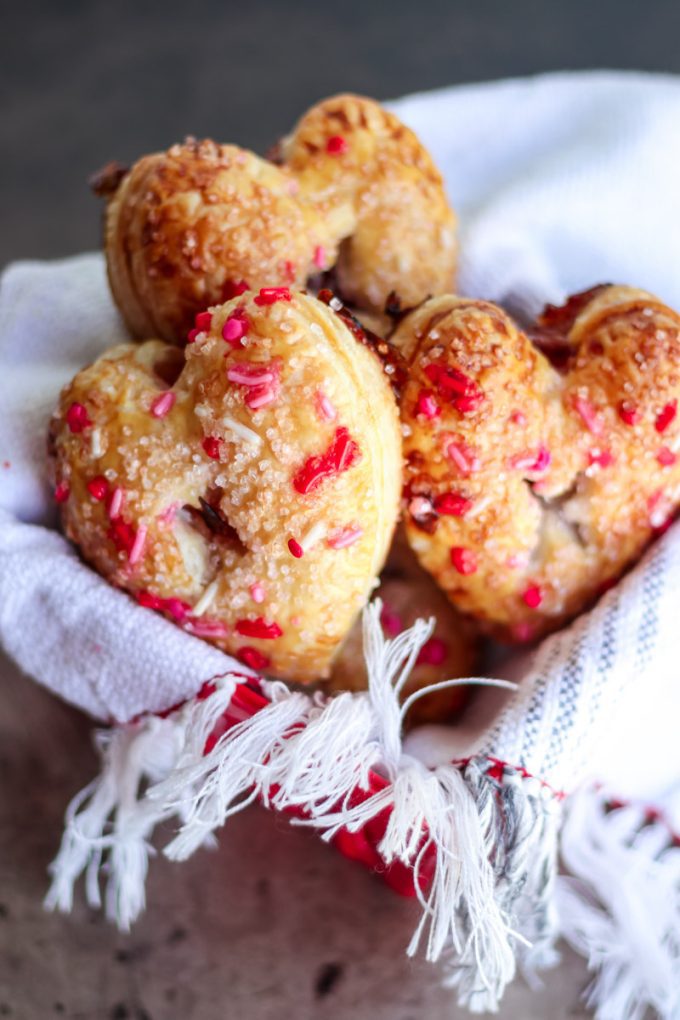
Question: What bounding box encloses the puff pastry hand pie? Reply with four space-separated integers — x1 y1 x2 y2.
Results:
397 285 680 641
95 94 456 345
49 290 402 681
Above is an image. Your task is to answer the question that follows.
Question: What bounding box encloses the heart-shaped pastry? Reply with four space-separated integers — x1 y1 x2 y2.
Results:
49 289 401 681
94 94 457 344
395 285 680 640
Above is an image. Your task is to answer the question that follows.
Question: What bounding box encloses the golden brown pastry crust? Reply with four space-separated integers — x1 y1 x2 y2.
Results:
396 285 680 641
49 290 402 682
328 530 476 725
101 95 456 344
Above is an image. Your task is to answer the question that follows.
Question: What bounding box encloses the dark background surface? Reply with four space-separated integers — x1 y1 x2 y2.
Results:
2 0 680 268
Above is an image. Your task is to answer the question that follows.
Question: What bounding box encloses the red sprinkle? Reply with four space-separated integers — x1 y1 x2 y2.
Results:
657 446 677 467
326 135 348 155
108 519 136 555
510 410 527 426
254 286 292 306
573 395 603 436
656 400 677 433
293 426 361 494
380 605 403 638
618 401 641 427
222 311 248 345
283 259 296 283
424 363 484 413
137 590 164 610
434 492 473 517
222 279 250 300
66 402 91 433
150 391 176 418
187 328 200 343
415 389 440 419
194 310 213 332
236 617 283 640
450 546 478 575
54 481 70 503
416 637 448 666
588 448 615 468
86 475 109 501
522 584 543 609
288 538 304 558
238 647 271 671
202 436 222 460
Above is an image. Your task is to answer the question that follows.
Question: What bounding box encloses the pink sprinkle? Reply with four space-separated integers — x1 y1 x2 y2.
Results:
108 487 124 520
195 310 213 332
588 448 615 468
415 389 440 420
246 384 279 410
223 313 248 345
522 584 543 609
618 401 640 427
451 546 477 575
250 582 266 604
185 617 229 639
128 524 147 566
380 604 403 638
509 445 551 473
657 446 677 467
86 475 109 501
444 437 481 476
327 524 363 549
157 501 178 527
227 364 276 387
326 135 348 155
66 402 91 433
150 391 176 418
573 395 603 436
165 597 191 622
54 481 70 503
512 621 536 643
227 360 282 410
655 400 677 433
417 637 448 666
288 538 304 558
315 390 337 422
313 245 326 269
510 410 527 426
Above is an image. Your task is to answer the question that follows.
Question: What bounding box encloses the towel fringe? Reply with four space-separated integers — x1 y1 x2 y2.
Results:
46 601 559 1011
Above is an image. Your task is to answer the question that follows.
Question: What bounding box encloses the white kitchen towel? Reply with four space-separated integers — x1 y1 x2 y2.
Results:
2 70 680 1017
1 68 679 792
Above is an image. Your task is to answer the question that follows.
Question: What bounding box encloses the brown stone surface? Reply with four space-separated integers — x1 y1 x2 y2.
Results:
0 651 592 1020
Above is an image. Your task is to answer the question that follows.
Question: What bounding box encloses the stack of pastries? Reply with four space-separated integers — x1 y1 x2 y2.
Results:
50 94 680 724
